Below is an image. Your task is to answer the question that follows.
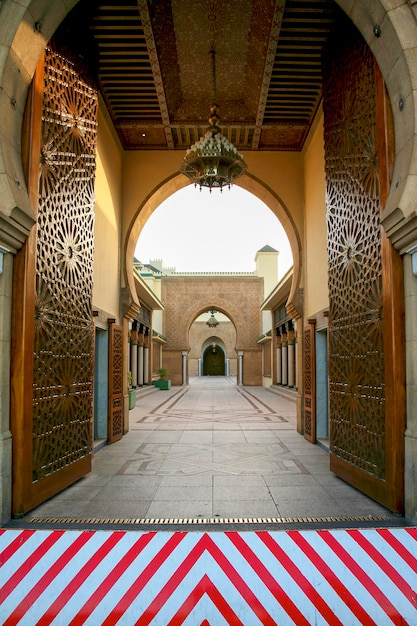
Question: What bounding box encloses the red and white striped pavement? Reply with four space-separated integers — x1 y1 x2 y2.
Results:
1 527 416 625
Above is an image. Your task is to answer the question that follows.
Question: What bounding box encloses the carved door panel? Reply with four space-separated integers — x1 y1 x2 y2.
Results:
303 323 316 444
108 323 123 444
11 44 97 515
323 18 405 512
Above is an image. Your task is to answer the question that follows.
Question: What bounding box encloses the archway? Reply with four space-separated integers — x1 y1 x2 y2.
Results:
188 310 237 379
160 280 262 386
125 175 302 315
203 342 226 376
135 186 293 271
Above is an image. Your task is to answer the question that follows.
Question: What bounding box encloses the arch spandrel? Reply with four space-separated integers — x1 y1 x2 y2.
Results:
187 306 240 352
236 174 302 317
201 336 228 353
123 172 187 316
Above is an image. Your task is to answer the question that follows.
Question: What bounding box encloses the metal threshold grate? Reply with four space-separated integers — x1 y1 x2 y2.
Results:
24 514 391 526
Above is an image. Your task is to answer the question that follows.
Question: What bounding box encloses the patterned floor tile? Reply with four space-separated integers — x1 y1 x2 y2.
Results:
26 377 397 523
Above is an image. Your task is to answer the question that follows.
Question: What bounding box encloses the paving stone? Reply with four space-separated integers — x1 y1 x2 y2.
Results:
152 485 212 502
146 500 213 519
26 377 395 523
213 500 280 518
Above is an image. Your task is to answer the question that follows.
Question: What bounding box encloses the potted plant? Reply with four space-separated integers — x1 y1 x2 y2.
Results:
128 371 136 409
152 367 171 390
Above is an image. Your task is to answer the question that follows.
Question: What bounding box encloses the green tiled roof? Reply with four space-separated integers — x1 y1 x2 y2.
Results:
257 245 278 253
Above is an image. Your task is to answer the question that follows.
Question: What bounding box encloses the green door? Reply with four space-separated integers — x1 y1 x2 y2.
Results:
203 346 225 375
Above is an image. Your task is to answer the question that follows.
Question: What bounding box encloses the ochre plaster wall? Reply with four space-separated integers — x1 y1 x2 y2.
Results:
93 105 123 320
161 276 263 385
303 110 329 318
122 151 185 263
243 152 304 238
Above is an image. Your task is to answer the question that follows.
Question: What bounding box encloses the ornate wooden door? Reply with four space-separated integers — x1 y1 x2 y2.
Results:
11 44 97 515
323 18 405 512
303 322 316 444
108 323 123 444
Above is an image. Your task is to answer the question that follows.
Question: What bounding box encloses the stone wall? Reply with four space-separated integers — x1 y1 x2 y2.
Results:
161 276 263 385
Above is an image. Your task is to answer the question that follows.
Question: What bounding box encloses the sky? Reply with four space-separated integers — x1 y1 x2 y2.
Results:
135 185 293 278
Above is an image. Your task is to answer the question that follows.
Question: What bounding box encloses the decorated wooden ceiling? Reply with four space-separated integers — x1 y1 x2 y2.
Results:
66 0 338 151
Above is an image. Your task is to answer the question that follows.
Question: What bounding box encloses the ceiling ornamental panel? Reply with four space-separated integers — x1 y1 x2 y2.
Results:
63 0 337 151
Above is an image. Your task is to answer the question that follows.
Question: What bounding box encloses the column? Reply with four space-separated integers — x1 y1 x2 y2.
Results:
294 323 298 390
276 331 282 384
198 358 202 376
226 358 230 377
137 324 144 386
128 330 131 384
288 327 295 387
281 327 288 386
130 326 138 387
404 253 417 520
0 250 12 521
182 351 188 385
238 351 244 386
143 328 149 385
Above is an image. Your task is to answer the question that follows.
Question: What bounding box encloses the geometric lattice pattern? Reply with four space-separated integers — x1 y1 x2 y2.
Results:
303 325 313 440
323 28 385 479
32 46 97 481
1 527 416 623
109 325 123 442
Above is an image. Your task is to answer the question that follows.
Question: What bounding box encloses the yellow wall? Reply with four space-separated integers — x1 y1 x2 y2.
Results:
122 151 185 241
243 151 304 237
93 104 123 319
303 110 329 317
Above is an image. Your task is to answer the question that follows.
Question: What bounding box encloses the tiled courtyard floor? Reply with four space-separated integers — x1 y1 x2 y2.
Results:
23 376 398 526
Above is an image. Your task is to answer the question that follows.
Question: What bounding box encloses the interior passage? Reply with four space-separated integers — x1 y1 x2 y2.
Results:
24 378 395 524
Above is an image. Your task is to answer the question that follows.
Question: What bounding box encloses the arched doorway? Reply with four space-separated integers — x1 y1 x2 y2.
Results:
188 310 237 380
203 342 225 376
